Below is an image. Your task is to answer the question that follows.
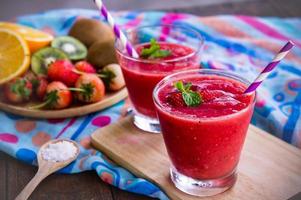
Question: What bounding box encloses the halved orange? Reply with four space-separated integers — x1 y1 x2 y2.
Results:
0 28 31 85
0 22 54 52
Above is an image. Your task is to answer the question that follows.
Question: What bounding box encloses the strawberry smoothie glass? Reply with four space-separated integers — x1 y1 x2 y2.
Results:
153 69 256 196
116 25 203 133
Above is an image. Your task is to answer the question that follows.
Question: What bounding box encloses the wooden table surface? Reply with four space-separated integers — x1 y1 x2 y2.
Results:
1 0 300 199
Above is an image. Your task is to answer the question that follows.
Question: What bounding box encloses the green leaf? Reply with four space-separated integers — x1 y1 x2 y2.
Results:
182 91 201 107
174 81 202 107
10 79 31 99
45 90 59 108
184 82 192 90
149 50 171 59
140 38 171 59
174 81 185 92
150 38 157 46
99 70 116 88
140 45 159 58
80 83 94 102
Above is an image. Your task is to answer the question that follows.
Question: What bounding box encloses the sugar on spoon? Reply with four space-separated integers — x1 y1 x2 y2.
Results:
15 139 80 200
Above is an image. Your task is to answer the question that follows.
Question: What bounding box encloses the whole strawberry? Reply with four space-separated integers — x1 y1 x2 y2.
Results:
73 74 105 103
75 61 96 74
45 81 72 109
166 92 186 107
99 64 125 91
48 60 79 87
30 81 72 110
4 78 32 103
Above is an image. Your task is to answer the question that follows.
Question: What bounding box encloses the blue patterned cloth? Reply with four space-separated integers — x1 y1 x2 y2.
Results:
0 9 300 200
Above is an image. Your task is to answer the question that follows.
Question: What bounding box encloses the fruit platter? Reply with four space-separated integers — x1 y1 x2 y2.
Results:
0 19 127 119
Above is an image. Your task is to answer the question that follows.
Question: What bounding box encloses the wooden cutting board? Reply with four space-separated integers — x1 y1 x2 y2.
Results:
91 116 301 200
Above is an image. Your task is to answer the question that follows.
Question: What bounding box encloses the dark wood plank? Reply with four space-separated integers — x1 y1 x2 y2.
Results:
167 0 301 17
1 151 154 200
268 0 301 17
0 152 6 200
111 187 152 200
1 152 113 200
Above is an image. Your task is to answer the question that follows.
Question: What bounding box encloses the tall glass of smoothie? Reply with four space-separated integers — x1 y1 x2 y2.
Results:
116 25 203 133
153 69 256 196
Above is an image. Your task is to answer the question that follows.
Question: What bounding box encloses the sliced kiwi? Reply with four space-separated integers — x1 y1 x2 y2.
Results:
31 47 68 75
51 36 87 60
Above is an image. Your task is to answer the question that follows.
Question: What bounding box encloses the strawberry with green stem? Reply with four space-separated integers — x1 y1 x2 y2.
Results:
47 60 79 87
30 81 72 110
98 64 125 91
4 78 32 103
72 74 105 103
73 63 125 91
75 61 96 74
24 71 48 100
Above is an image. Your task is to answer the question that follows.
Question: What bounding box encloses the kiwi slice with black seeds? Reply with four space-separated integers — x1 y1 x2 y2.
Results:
31 47 68 75
51 36 87 60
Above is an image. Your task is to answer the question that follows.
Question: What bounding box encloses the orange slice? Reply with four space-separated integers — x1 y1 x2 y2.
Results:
0 28 31 85
0 22 54 52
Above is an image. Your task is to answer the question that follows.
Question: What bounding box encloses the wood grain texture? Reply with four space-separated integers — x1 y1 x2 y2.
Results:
1 152 115 200
167 0 301 17
0 153 6 200
91 116 301 200
0 88 127 119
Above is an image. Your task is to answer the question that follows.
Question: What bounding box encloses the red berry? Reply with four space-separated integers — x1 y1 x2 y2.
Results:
166 92 186 107
75 74 105 103
48 60 79 87
75 61 96 74
189 85 200 91
46 81 72 109
36 76 48 100
200 90 224 102
4 78 32 103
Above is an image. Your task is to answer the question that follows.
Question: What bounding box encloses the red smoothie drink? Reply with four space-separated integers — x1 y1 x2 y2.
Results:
116 25 203 133
153 69 255 196
117 42 198 118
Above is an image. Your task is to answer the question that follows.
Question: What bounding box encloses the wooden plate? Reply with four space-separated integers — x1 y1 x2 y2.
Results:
0 88 127 119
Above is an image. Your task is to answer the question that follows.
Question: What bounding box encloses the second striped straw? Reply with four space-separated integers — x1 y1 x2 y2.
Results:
244 41 294 94
93 0 139 58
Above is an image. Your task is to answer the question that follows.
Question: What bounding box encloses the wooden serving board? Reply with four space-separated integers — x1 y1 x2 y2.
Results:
0 88 127 119
91 116 301 200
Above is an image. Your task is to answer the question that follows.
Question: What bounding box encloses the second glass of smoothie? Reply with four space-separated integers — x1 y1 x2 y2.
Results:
153 69 256 196
116 25 203 133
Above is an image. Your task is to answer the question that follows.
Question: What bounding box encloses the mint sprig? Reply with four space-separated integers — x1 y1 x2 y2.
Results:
175 81 202 107
140 38 171 59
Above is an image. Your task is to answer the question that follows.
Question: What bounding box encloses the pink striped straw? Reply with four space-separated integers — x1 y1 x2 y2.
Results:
244 41 294 94
93 0 139 58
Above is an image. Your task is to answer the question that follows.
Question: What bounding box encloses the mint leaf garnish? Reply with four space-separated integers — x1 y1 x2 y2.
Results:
174 81 202 107
140 38 171 59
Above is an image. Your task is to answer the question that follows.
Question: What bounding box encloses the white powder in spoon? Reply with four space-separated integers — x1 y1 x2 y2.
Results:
41 141 77 162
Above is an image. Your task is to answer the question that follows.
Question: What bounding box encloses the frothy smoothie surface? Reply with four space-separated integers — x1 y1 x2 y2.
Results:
157 75 254 118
